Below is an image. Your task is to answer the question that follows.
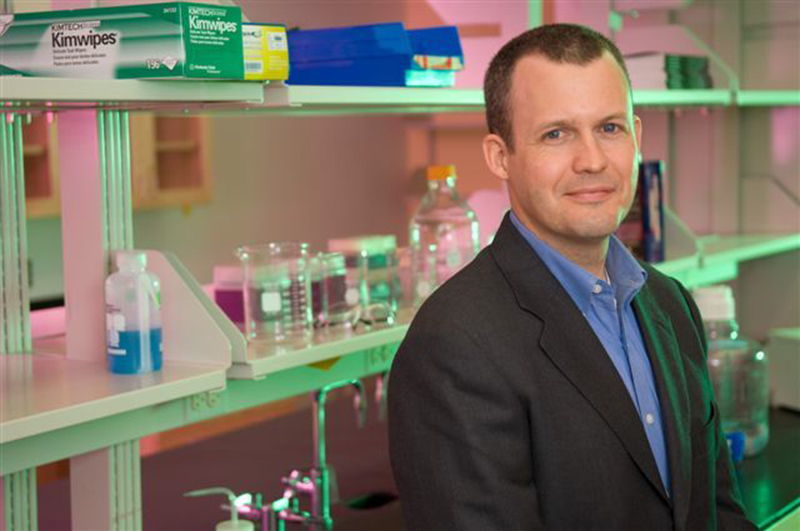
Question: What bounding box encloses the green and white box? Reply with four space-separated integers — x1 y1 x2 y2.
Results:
0 2 244 79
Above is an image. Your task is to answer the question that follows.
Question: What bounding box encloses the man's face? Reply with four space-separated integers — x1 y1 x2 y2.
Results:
499 52 641 249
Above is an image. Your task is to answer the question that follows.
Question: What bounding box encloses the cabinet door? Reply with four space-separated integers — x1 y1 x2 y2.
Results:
130 113 159 208
130 115 212 210
23 116 60 219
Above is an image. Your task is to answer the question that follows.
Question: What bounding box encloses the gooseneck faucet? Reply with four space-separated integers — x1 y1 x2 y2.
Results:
258 378 367 531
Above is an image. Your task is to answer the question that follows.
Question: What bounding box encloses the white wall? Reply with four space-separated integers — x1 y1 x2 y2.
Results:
135 114 411 281
27 113 412 300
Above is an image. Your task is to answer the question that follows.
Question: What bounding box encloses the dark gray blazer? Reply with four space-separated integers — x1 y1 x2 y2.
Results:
388 213 756 531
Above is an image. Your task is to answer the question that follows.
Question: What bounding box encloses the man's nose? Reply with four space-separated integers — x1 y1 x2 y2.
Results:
572 133 608 174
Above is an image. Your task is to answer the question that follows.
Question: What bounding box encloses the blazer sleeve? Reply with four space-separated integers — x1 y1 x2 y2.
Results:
388 318 546 531
677 282 758 530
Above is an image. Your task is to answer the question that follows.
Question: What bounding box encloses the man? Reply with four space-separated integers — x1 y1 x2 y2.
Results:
388 24 756 531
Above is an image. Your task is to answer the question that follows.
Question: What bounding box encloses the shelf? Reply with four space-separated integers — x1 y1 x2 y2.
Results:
2 79 797 115
278 85 485 115
655 233 800 288
156 140 198 153
0 351 227 446
737 90 800 107
22 144 46 157
255 85 735 115
228 310 413 380
0 77 264 112
633 89 733 107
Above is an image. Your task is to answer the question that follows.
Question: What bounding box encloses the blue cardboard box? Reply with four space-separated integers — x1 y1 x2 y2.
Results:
287 22 413 86
406 26 464 87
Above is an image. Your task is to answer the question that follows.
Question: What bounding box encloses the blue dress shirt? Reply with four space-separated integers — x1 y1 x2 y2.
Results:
510 211 671 497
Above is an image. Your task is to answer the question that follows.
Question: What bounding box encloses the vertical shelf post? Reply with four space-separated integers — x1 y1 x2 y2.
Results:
0 113 37 530
59 109 141 529
70 440 142 531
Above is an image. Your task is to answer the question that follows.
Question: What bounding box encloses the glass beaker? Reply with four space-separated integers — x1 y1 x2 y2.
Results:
236 242 312 348
320 252 360 329
328 235 398 326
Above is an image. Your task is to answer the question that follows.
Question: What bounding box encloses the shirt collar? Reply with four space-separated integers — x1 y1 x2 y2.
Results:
509 210 647 313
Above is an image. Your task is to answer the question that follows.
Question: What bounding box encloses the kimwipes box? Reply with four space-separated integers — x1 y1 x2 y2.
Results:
242 23 289 81
0 2 244 80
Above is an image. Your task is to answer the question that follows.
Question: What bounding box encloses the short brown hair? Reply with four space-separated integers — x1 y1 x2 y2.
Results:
484 24 631 151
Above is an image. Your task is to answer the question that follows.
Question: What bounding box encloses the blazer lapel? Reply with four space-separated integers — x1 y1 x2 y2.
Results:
633 286 692 530
490 215 670 504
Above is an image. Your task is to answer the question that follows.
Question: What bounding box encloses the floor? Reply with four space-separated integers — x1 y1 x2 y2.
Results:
38 384 406 531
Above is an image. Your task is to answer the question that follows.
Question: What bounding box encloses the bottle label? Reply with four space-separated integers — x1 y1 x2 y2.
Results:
106 307 126 354
261 291 281 314
445 249 462 268
725 431 746 464
345 287 360 306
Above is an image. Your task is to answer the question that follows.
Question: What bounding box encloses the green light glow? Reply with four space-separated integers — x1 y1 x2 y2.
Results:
756 351 765 361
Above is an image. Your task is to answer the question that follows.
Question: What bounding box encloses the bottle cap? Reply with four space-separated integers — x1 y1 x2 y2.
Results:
692 285 736 322
426 165 457 181
116 250 147 270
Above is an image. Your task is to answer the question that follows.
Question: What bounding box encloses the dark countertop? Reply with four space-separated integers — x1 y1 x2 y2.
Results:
738 407 800 529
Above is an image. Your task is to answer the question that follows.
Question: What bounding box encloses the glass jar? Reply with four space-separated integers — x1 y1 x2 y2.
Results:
409 165 480 307
694 285 769 460
311 252 359 329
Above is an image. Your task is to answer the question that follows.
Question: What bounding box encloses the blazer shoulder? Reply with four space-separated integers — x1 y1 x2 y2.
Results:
397 248 510 355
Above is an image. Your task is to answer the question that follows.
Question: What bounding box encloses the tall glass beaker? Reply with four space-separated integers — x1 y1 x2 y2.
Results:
237 242 312 349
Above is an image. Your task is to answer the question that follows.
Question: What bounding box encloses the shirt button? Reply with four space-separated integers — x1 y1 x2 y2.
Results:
592 284 602 294
645 413 655 425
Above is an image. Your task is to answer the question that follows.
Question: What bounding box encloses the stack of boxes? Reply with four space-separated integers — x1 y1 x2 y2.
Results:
0 3 463 87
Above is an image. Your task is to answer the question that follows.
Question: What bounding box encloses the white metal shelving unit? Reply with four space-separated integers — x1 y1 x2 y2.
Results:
2 77 799 530
655 233 800 288
0 79 261 531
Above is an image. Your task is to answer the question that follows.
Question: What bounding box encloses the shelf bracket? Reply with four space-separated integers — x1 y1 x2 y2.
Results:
59 110 134 361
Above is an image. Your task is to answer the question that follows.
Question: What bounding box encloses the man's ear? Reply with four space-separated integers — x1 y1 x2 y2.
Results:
483 133 511 182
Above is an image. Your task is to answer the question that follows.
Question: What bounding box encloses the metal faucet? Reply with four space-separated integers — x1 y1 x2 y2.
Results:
237 379 367 531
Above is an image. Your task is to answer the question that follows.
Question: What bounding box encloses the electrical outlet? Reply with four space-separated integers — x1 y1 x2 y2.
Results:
185 390 226 422
190 393 206 410
364 343 397 374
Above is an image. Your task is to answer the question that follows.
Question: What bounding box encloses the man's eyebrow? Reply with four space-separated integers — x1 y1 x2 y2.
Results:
535 113 629 133
536 119 574 133
598 112 628 124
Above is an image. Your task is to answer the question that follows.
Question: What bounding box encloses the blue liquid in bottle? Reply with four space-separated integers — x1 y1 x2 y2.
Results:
107 328 163 375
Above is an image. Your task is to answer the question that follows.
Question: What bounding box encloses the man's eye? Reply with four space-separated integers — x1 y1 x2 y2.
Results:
603 123 620 134
544 130 561 140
